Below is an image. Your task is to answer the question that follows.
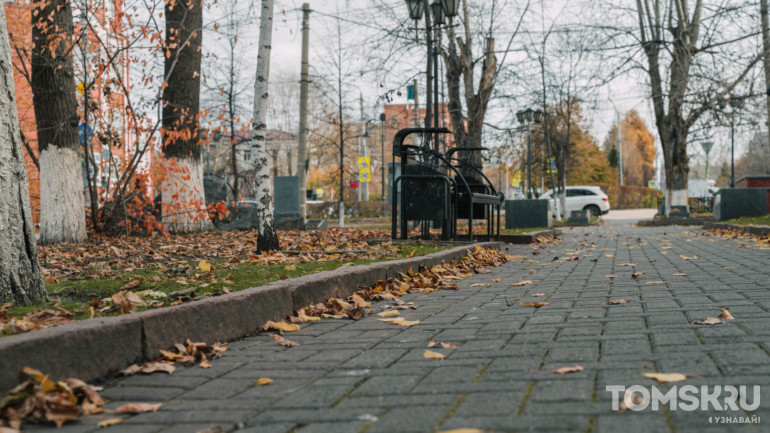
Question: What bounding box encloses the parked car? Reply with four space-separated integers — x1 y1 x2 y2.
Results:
539 186 610 217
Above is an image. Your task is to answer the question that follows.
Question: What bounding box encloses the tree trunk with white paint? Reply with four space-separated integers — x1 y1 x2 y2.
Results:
0 3 47 303
162 0 212 233
30 0 87 245
635 1 761 214
251 0 279 252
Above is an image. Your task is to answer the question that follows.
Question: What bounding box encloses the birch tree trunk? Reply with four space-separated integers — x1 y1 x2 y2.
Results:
0 3 47 303
251 0 279 252
31 0 87 245
162 0 212 233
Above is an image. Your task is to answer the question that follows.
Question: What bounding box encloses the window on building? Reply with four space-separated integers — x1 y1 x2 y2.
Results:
243 149 252 162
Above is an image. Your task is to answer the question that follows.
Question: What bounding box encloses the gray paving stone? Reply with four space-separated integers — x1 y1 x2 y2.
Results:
26 226 770 432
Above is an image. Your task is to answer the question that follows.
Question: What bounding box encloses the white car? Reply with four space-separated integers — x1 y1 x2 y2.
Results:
539 186 610 217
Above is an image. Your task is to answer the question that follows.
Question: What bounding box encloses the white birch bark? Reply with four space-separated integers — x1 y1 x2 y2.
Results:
161 158 212 233
0 3 47 303
39 147 87 244
251 0 278 251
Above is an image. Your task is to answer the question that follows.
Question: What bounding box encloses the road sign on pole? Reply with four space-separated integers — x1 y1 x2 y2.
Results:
359 168 371 183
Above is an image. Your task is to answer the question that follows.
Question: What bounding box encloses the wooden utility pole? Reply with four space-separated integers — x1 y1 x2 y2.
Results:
297 3 310 222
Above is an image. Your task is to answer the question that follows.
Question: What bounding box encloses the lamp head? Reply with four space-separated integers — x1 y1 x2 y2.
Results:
405 0 424 20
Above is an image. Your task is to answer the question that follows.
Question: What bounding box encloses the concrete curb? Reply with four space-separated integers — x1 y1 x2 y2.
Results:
455 229 561 244
703 222 770 236
638 216 714 227
0 242 500 394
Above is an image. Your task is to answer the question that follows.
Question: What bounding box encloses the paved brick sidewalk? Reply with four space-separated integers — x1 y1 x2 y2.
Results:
24 226 770 433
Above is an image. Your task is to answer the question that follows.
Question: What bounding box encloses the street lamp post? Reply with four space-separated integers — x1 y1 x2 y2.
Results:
516 108 543 199
404 0 458 151
721 94 744 188
380 112 386 199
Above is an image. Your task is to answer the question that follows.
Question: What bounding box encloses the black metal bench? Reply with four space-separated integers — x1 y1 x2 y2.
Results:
390 127 503 242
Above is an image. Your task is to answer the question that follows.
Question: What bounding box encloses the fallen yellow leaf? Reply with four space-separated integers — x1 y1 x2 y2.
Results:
351 293 372 308
115 403 162 414
511 280 533 287
642 372 687 383
297 309 320 322
263 320 300 332
377 310 400 317
97 418 125 428
378 317 420 326
198 260 212 272
423 350 446 360
255 378 273 386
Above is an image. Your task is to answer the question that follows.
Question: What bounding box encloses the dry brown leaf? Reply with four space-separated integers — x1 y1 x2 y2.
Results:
423 350 446 360
271 334 299 347
603 275 618 279
646 281 667 285
642 372 687 383
118 364 142 376
532 365 584 374
608 299 631 305
679 255 701 260
263 321 301 332
631 272 645 279
297 309 320 322
528 268 536 274
438 428 487 433
115 403 162 414
350 293 372 309
604 254 615 258
673 272 687 276
140 362 176 375
376 310 400 317
469 283 490 287
554 365 584 374
619 263 637 267
618 392 646 412
255 378 273 386
718 307 735 320
519 301 549 307
321 313 348 319
511 280 533 286
428 339 458 349
199 361 213 368
694 316 723 325
198 260 212 272
119 278 142 291
378 317 420 326
531 293 546 297
97 418 125 428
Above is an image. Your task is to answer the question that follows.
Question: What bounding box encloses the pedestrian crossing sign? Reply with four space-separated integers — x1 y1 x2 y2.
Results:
358 157 370 169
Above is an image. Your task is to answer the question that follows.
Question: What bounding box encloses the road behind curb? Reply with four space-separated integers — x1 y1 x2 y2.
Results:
0 242 501 394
